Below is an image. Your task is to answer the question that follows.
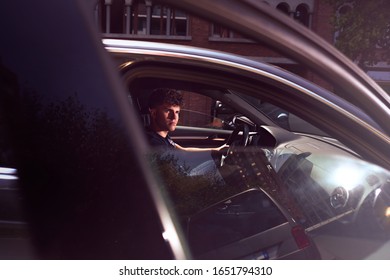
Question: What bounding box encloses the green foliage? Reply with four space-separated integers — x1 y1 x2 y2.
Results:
325 0 390 68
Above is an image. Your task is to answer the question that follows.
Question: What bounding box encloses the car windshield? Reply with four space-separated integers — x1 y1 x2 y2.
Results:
233 91 328 136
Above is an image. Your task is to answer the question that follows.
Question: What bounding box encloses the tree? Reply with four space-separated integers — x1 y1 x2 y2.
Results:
325 0 390 69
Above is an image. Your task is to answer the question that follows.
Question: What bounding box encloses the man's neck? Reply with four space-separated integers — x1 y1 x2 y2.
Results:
156 130 168 138
149 122 169 138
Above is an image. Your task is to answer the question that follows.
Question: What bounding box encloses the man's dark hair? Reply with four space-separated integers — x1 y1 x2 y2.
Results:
148 88 184 109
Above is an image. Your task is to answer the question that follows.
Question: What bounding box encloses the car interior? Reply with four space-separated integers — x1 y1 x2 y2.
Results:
125 72 390 260
126 76 324 259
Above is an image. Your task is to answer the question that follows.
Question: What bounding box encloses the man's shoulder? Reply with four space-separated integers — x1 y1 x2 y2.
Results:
145 127 161 142
145 128 175 148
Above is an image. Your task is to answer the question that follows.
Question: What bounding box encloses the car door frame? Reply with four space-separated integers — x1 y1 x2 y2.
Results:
115 51 390 170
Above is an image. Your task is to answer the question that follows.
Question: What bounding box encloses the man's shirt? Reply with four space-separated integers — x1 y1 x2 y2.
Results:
145 128 176 149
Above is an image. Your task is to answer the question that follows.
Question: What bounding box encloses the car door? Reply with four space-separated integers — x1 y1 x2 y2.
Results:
187 189 313 260
116 42 390 259
0 0 188 259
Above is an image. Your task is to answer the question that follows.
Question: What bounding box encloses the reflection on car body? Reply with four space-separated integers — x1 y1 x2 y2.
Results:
0 167 32 259
0 167 22 227
148 138 321 259
188 189 319 260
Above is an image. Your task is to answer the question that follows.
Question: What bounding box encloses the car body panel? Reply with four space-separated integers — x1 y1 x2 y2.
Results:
187 188 321 260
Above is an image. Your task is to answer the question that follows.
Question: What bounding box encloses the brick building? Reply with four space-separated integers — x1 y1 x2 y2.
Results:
96 1 331 79
94 0 389 93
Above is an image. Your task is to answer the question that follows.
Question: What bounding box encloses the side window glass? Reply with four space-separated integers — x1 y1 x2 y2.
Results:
235 93 327 136
180 92 228 129
142 84 390 259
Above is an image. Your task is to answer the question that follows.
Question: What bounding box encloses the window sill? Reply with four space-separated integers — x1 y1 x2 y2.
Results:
208 37 254 43
102 33 192 41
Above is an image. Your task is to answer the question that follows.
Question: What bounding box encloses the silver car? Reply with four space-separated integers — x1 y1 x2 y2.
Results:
108 38 389 219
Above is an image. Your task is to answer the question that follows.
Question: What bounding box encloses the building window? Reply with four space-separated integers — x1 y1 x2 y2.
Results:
211 24 232 39
276 2 312 28
294 4 310 27
333 4 352 43
210 1 313 41
210 23 248 41
97 0 189 37
149 5 188 36
276 2 290 15
98 0 126 34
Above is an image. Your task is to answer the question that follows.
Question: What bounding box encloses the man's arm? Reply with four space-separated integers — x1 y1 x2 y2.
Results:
175 143 228 152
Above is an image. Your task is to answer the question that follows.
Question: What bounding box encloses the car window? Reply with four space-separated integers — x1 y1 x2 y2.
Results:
177 92 227 129
234 92 328 136
143 88 319 258
180 99 220 128
148 142 298 259
181 91 328 137
140 83 390 260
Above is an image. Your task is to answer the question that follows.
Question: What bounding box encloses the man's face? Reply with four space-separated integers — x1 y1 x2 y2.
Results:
150 103 180 132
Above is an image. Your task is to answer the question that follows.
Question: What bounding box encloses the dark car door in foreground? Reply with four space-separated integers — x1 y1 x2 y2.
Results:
0 0 187 259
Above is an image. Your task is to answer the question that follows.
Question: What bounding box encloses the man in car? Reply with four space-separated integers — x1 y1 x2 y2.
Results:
146 88 227 152
146 87 229 181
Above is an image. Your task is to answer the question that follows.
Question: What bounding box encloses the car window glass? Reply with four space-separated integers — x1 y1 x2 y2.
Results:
179 92 226 129
234 92 328 136
148 144 295 258
144 85 390 260
143 85 305 258
226 90 390 231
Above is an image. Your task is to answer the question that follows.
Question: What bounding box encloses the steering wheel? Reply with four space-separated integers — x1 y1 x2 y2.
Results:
221 122 250 166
